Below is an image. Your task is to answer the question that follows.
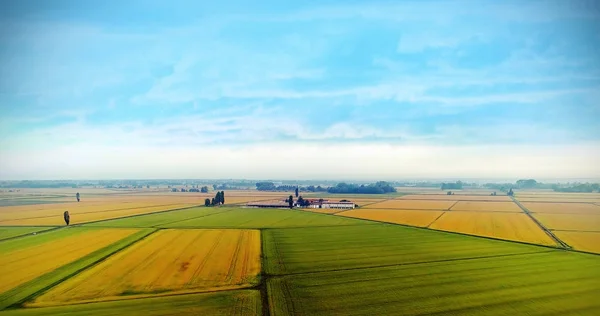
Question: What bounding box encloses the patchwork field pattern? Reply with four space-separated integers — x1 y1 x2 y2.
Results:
450 201 522 213
522 202 600 215
0 228 139 295
268 251 600 315
364 199 456 210
33 229 261 305
7 290 261 316
533 213 600 232
162 208 370 228
263 224 547 275
428 212 556 246
337 209 444 227
85 207 230 227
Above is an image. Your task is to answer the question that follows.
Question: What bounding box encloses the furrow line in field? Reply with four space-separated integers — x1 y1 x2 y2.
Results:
511 197 571 249
426 211 447 228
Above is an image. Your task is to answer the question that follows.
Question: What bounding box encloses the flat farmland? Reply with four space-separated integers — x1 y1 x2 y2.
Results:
5 290 261 316
0 227 54 241
263 224 548 275
522 202 600 214
428 212 556 246
533 213 600 231
162 208 370 229
86 207 230 228
400 194 512 201
32 229 261 306
0 204 194 226
268 251 600 315
0 228 139 296
364 199 456 210
554 231 600 254
450 201 522 213
337 209 444 227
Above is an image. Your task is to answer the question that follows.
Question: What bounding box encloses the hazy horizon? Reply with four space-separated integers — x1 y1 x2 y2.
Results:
1 0 599 180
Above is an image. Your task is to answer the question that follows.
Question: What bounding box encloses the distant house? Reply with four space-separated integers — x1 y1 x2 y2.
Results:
304 199 355 210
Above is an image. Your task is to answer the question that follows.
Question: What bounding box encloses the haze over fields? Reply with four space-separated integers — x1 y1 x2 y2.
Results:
1 0 599 180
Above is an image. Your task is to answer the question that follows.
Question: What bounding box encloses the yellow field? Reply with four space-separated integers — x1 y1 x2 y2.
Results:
450 201 523 213
337 209 444 227
429 211 556 246
522 202 600 215
518 197 600 203
400 195 512 201
533 214 600 231
0 228 139 294
33 229 261 305
553 231 600 254
0 204 193 226
365 199 455 210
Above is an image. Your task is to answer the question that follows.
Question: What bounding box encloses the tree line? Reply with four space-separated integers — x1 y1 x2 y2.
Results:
256 181 396 194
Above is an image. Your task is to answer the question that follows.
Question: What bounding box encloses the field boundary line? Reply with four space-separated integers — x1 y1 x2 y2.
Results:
259 230 272 316
79 204 204 226
154 208 237 227
0 228 158 310
551 229 600 233
0 226 61 242
268 250 557 278
426 212 447 228
511 197 571 249
447 201 459 211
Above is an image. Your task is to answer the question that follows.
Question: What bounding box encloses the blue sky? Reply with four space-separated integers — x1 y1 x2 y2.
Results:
0 0 599 180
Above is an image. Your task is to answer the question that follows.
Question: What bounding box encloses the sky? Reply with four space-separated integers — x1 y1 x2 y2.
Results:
0 0 599 180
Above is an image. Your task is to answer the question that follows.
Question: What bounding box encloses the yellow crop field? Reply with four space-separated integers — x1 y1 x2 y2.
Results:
337 209 444 227
429 211 556 246
553 231 600 254
533 214 600 231
518 197 600 203
400 195 512 201
33 229 261 306
522 202 600 215
0 204 193 226
365 199 455 210
0 228 139 294
450 201 523 213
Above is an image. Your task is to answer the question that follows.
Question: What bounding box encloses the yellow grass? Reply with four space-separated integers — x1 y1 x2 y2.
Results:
522 202 600 215
400 195 512 201
518 197 600 203
0 228 139 294
0 204 193 226
533 214 600 231
33 229 261 305
365 199 455 210
450 201 523 213
337 209 444 227
553 231 600 254
429 211 556 246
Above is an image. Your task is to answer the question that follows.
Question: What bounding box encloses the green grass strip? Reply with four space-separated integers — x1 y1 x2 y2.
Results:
0 228 157 310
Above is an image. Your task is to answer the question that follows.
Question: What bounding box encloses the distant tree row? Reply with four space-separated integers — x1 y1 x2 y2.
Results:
327 181 396 194
256 182 298 191
441 181 463 190
553 183 600 193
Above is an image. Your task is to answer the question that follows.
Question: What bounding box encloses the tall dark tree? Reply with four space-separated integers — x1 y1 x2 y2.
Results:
507 188 514 196
211 197 216 206
297 196 305 207
205 198 211 207
221 191 225 204
295 187 299 198
63 211 70 225
76 192 80 202
288 195 294 208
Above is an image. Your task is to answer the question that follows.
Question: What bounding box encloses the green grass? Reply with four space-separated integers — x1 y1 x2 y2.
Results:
1 290 261 315
0 228 155 310
84 207 229 228
0 227 57 241
160 208 374 229
268 251 600 315
263 224 553 275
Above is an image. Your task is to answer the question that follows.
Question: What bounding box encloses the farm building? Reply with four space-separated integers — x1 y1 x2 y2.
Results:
304 199 355 209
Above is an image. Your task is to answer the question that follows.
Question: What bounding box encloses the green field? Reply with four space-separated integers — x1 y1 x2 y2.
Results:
268 251 600 315
0 227 56 241
161 208 372 228
263 224 551 275
84 207 230 227
0 290 260 316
